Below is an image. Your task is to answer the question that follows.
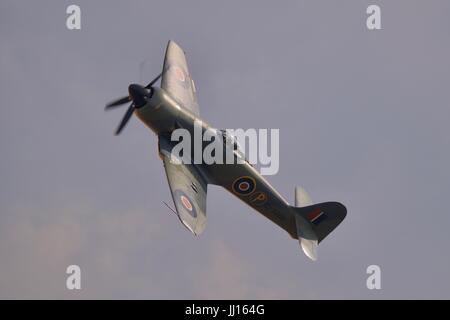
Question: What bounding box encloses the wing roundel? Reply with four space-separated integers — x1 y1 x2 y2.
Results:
159 136 208 235
161 40 199 116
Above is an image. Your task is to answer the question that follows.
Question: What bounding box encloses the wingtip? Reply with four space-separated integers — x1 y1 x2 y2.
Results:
167 39 181 49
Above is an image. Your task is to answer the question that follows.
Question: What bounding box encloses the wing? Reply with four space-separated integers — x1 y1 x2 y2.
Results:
161 40 200 116
159 136 207 235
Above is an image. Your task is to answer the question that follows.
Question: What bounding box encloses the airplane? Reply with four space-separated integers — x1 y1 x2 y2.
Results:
105 40 346 261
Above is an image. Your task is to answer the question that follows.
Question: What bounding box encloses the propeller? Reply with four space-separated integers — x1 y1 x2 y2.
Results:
105 96 131 109
145 72 163 89
105 72 164 135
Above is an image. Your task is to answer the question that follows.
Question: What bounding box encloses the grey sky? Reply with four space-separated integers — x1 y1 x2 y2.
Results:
1 0 450 299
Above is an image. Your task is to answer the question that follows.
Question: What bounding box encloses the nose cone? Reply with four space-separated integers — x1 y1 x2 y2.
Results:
128 84 150 108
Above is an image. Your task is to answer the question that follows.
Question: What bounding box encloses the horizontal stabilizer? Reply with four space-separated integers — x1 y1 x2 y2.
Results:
293 201 347 243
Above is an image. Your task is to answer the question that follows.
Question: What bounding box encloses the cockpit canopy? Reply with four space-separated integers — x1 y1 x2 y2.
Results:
218 129 251 165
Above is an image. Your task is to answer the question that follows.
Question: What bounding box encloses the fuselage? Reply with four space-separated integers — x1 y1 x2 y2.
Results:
135 88 298 238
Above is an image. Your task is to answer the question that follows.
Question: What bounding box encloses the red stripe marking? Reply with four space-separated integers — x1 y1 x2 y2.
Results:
181 196 193 211
307 208 323 222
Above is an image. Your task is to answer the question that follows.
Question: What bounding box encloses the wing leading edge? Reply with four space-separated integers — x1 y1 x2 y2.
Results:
159 136 207 235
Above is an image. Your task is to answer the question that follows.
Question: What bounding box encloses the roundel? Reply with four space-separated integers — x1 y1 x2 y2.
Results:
173 190 197 218
232 176 256 196
180 195 193 211
173 65 186 82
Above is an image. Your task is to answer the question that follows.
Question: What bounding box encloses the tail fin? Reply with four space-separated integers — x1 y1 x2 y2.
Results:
293 201 347 243
292 187 347 261
295 186 313 207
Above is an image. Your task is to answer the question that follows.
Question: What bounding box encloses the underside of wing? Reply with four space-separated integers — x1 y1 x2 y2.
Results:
159 135 207 235
161 40 199 116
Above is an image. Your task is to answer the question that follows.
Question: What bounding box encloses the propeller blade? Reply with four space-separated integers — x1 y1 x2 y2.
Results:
145 73 162 89
106 96 131 109
145 65 169 89
115 104 135 135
